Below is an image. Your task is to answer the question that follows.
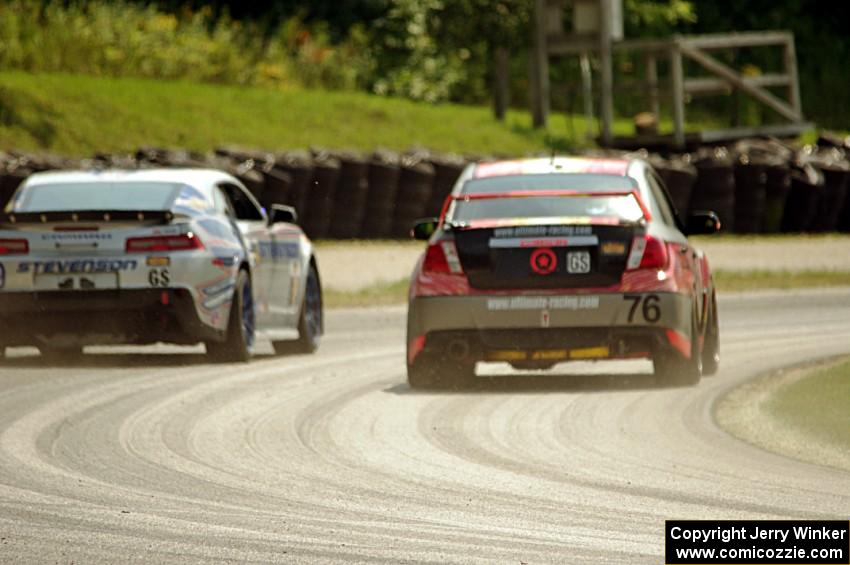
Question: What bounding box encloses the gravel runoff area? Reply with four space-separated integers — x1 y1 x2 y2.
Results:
716 356 850 473
314 236 850 292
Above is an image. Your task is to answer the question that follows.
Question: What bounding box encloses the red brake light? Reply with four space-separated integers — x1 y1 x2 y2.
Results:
0 238 29 255
638 236 668 269
126 233 204 253
422 240 463 274
640 236 669 269
423 243 449 273
627 235 668 270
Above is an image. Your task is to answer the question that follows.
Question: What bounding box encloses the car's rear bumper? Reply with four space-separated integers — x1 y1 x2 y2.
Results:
407 291 693 364
0 288 223 346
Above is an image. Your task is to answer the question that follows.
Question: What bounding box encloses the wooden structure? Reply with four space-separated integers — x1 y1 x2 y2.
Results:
530 0 812 149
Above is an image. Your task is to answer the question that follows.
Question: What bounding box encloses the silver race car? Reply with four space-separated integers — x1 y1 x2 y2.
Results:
0 168 323 361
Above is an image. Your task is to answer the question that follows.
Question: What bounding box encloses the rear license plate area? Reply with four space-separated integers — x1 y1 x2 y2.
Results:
566 250 592 274
34 272 118 291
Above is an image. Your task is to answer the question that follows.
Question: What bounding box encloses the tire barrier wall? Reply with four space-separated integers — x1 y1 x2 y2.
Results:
392 156 435 238
329 151 370 239
692 147 737 233
362 149 401 238
303 152 340 240
2 137 850 238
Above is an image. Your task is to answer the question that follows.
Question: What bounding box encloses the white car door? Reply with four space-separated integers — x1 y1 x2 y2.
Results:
217 182 274 329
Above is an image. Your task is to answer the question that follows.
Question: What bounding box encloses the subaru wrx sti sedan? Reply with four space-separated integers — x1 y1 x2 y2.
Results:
407 157 720 388
0 168 322 362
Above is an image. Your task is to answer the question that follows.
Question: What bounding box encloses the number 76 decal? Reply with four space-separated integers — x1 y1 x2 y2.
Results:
623 294 661 323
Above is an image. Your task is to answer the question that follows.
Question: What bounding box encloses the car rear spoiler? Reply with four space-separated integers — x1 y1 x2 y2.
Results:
439 189 653 226
0 209 175 226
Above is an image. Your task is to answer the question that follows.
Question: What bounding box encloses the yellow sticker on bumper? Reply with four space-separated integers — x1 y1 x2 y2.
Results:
488 350 528 361
488 346 611 362
531 349 569 361
569 346 610 359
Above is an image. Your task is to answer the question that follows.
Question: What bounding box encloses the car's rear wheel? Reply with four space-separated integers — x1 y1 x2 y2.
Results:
273 263 322 355
701 292 720 376
653 314 702 387
407 355 476 390
206 270 253 363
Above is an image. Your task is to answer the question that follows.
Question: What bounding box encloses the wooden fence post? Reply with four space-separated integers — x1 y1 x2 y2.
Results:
493 47 510 121
530 0 550 128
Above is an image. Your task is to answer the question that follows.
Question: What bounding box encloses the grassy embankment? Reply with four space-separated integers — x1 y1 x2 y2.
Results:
0 71 663 156
765 359 850 454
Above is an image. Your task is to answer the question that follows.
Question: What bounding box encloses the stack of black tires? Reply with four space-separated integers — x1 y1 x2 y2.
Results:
648 135 850 235
2 138 850 238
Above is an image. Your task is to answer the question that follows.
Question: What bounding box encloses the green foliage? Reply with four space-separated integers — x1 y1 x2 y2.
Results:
263 17 372 90
0 2 256 83
623 0 696 36
0 1 372 91
364 0 468 103
684 0 850 128
0 0 529 105
360 0 533 104
429 0 531 104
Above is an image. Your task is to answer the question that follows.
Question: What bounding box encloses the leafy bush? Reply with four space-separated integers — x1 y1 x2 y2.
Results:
0 1 370 90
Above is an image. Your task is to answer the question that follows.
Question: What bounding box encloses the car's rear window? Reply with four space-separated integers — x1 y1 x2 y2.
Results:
13 182 183 212
461 173 636 194
450 194 644 223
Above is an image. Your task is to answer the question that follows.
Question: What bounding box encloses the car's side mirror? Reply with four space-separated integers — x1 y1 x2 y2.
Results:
269 204 298 225
685 211 721 235
411 218 439 241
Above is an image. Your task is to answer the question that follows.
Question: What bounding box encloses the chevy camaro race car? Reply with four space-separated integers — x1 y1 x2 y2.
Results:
0 168 322 362
407 157 720 388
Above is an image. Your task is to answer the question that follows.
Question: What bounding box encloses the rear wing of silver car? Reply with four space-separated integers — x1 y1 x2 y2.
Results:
0 210 175 227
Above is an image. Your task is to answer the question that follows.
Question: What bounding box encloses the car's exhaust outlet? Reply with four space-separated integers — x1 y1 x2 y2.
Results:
447 339 470 361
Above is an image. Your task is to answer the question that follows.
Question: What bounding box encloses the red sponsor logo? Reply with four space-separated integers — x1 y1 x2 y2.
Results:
530 248 557 275
520 238 569 248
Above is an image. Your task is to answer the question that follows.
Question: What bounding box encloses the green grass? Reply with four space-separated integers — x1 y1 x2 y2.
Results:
764 359 850 450
0 71 560 156
0 71 726 157
324 279 409 309
713 270 850 292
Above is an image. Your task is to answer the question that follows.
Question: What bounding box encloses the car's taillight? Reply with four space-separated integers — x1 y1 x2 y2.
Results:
0 238 29 255
125 233 204 253
626 235 668 270
422 240 463 274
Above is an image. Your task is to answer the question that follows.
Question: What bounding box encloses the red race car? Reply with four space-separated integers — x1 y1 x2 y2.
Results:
406 156 720 389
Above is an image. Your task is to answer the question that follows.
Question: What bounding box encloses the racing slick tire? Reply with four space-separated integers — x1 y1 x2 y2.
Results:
653 315 702 387
38 345 84 362
407 355 476 390
273 263 323 355
206 270 254 363
701 292 720 376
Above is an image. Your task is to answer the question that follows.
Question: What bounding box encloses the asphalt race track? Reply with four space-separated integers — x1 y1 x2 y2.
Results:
0 288 849 563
